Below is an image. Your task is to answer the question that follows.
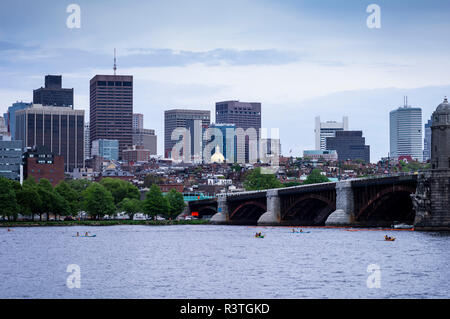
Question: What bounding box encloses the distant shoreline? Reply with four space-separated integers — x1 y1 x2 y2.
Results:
0 219 210 227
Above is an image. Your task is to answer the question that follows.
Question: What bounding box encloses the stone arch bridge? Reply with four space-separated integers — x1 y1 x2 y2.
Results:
188 174 419 227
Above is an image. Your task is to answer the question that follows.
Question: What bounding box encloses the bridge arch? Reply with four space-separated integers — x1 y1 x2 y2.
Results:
282 194 336 225
356 185 416 224
230 201 267 225
197 206 217 218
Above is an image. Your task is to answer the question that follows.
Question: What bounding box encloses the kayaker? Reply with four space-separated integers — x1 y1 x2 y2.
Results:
76 232 79 237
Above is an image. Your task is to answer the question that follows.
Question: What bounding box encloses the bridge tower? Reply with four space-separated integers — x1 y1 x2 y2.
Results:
412 97 450 230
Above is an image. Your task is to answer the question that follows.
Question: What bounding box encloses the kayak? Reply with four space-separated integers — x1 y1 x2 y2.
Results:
255 235 265 238
72 235 96 237
385 237 395 241
291 231 311 234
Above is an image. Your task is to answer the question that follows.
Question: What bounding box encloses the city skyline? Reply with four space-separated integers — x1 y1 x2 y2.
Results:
1 0 450 161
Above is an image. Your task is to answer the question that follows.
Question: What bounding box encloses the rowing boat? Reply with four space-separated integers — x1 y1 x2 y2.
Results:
72 235 96 238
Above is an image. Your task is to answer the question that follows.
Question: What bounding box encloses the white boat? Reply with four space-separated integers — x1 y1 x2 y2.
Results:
392 223 413 229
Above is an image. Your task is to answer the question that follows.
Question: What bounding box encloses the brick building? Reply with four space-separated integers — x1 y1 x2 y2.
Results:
123 145 151 162
22 146 65 186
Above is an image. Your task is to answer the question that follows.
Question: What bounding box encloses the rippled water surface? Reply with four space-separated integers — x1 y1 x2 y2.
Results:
0 225 448 298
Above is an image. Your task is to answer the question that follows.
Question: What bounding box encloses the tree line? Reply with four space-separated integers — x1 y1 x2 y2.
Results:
0 177 186 221
243 167 330 191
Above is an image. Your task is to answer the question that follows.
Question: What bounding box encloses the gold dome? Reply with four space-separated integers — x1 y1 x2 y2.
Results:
211 145 225 163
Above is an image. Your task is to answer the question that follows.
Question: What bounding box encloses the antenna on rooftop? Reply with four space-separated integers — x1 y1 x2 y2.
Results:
113 48 117 75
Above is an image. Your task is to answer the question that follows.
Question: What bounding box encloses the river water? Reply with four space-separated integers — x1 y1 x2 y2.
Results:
0 225 448 299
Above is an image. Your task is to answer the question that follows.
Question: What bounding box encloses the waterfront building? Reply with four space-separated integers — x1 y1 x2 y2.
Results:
389 99 423 162
315 116 349 151
215 100 261 163
15 104 84 172
5 101 32 140
0 139 23 181
89 75 133 158
33 75 74 108
164 109 210 158
22 146 64 186
326 131 370 163
91 139 119 161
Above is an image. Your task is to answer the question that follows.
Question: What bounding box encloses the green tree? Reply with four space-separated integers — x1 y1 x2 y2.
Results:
82 183 115 219
303 169 330 185
118 198 142 220
100 178 140 205
67 179 92 193
16 178 42 220
55 181 79 216
0 177 19 220
143 184 169 218
166 189 186 219
231 164 242 172
401 161 423 172
243 167 283 191
37 179 55 221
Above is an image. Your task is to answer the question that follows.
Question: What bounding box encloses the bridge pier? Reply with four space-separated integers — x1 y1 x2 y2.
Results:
210 195 229 224
412 169 450 230
257 189 281 226
325 181 354 226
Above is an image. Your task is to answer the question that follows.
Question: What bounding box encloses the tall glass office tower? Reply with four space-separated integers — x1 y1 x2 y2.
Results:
389 100 423 162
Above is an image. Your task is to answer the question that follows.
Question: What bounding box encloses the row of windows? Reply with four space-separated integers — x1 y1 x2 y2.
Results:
217 111 260 115
36 160 54 164
97 81 132 87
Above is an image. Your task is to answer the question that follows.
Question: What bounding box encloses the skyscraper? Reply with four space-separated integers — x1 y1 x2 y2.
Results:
133 113 144 130
84 122 90 160
164 109 210 158
315 116 349 150
89 75 133 159
0 116 7 135
209 123 236 163
91 139 119 161
15 104 84 171
423 117 432 162
33 75 74 108
215 100 261 163
389 99 423 162
326 131 370 163
5 101 32 140
0 140 23 181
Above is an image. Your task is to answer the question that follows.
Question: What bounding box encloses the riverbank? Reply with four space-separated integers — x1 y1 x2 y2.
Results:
0 219 210 227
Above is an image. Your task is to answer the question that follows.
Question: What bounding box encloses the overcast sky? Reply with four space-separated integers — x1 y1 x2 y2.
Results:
1 0 449 161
